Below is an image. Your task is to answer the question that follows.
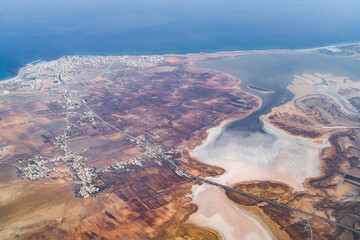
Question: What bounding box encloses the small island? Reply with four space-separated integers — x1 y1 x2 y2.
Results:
247 84 274 94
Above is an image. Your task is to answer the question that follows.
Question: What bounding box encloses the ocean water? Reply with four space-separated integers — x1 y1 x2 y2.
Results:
1 0 360 80
196 53 360 132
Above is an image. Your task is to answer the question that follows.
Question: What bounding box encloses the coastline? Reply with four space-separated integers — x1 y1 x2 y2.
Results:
175 58 264 178
2 43 360 239
185 94 327 239
184 61 275 238
246 84 275 94
185 111 285 239
228 70 360 238
0 51 266 239
2 42 359 84
184 50 360 238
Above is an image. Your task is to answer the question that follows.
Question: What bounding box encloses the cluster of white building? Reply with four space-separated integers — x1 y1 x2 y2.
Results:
20 158 55 180
99 154 145 173
16 55 163 88
0 54 164 93
11 53 166 197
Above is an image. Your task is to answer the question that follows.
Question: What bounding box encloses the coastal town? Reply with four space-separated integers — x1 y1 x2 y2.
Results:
2 0 360 237
1 48 359 239
2 55 176 198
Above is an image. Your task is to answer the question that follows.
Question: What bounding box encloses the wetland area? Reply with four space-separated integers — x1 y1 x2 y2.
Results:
189 51 360 239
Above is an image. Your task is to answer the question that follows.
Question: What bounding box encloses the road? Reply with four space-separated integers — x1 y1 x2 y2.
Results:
321 126 360 129
0 113 56 128
59 73 360 236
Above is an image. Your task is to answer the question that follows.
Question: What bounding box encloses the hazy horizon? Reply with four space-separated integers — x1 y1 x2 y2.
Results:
1 0 360 80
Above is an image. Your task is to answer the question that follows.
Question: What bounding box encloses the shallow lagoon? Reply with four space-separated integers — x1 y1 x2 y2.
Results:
196 53 360 132
189 52 360 239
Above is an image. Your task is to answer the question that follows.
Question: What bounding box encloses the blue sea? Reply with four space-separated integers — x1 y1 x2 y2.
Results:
1 0 360 80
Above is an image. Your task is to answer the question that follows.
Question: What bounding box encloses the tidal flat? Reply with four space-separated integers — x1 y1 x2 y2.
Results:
188 116 329 239
188 183 273 240
188 51 360 239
